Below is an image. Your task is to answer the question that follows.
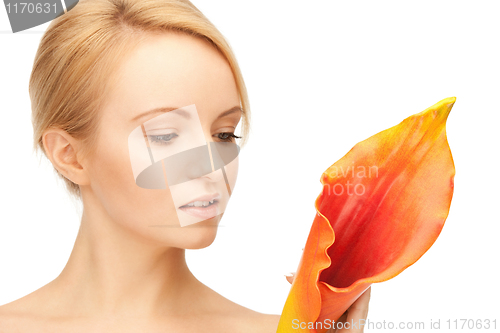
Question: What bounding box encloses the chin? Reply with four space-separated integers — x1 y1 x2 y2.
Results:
178 213 223 250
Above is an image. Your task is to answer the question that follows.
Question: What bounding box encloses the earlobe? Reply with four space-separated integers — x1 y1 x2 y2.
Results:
42 129 88 186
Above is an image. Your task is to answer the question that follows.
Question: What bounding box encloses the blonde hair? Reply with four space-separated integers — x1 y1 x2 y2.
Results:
30 0 251 200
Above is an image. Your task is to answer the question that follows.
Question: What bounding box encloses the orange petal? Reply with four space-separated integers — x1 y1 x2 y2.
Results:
277 97 456 333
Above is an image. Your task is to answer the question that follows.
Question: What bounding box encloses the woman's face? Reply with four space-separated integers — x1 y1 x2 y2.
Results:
81 32 241 249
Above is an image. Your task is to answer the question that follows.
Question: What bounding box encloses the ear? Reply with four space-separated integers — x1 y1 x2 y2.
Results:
42 128 90 186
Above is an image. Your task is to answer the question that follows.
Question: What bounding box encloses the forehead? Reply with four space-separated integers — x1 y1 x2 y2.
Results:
101 31 240 123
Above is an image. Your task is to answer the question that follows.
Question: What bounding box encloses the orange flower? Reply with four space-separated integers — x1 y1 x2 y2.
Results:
277 97 456 333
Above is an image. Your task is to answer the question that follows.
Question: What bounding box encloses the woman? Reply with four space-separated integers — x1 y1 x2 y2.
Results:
0 0 370 331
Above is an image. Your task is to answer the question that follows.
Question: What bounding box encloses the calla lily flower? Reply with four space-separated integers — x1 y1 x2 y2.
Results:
277 97 456 333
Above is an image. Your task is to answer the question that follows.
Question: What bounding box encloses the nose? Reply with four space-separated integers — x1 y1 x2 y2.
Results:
182 140 224 183
199 168 224 183
201 139 224 182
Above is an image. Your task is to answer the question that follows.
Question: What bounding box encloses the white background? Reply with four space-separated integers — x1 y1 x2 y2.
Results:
1 1 499 331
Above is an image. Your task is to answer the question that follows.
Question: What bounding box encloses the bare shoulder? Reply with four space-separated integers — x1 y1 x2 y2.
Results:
248 313 281 333
220 306 280 333
0 299 32 332
0 289 50 332
201 288 280 333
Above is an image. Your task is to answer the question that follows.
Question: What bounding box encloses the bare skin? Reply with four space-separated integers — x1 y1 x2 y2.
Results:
0 32 280 333
0 31 371 332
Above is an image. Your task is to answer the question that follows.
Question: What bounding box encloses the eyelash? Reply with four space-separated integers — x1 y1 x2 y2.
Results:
216 132 242 142
147 133 178 145
147 132 241 145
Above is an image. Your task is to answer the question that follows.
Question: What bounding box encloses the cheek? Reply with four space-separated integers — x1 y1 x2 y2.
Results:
225 156 239 193
88 133 180 233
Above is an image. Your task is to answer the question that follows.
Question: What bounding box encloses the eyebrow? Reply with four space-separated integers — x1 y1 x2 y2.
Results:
131 107 189 122
215 106 243 120
131 105 243 123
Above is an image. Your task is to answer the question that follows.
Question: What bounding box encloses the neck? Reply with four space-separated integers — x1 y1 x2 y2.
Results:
47 193 202 320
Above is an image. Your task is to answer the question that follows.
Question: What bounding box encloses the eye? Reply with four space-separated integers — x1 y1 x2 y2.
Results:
147 133 178 145
215 132 241 142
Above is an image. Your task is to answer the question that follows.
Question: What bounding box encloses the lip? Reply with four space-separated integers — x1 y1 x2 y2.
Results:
178 192 221 221
179 193 221 208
